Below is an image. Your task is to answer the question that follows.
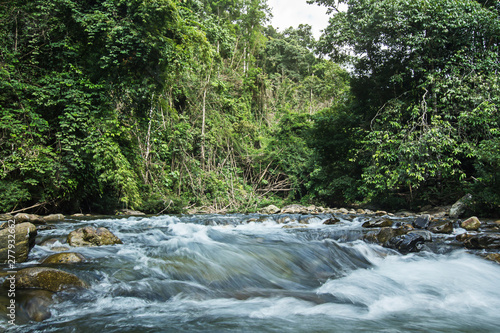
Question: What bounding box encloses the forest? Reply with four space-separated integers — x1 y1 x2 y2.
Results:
0 0 499 215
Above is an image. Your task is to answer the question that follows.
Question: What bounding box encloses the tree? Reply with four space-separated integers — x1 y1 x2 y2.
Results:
312 0 500 209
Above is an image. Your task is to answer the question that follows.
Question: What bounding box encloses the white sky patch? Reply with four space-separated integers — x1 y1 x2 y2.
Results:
267 0 330 39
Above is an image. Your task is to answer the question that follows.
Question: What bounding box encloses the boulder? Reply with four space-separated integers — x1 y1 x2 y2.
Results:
3 267 87 292
461 234 500 249
461 216 481 231
0 213 13 221
429 221 454 234
259 205 281 214
281 204 306 214
485 253 500 264
43 214 65 222
116 209 146 216
449 194 472 218
41 252 86 264
362 218 393 228
364 226 410 245
0 222 37 263
323 217 340 225
14 213 46 225
412 214 431 229
67 226 122 247
386 233 425 254
18 289 54 322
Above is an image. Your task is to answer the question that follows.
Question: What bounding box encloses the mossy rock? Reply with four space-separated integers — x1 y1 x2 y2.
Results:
0 222 37 263
41 252 86 264
67 226 122 247
3 267 87 292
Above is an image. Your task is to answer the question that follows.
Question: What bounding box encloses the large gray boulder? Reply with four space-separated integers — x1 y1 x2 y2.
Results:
449 194 472 218
0 222 37 263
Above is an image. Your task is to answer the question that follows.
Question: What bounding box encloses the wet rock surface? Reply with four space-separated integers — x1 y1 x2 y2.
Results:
67 226 123 247
0 222 37 263
4 267 87 292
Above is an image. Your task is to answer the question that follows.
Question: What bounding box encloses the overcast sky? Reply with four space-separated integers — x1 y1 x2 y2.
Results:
266 0 331 39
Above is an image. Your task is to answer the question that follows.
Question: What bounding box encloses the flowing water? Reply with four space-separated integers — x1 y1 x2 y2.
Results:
2 213 500 332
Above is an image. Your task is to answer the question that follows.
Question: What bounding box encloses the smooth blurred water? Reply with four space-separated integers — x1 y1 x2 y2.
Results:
2 214 500 332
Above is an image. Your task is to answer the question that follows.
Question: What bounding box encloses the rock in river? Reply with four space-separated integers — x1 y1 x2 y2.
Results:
67 226 122 247
41 252 86 264
0 222 37 263
460 234 500 249
3 267 87 292
461 216 481 231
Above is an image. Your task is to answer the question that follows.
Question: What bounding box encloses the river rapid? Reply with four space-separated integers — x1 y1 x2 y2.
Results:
2 213 500 332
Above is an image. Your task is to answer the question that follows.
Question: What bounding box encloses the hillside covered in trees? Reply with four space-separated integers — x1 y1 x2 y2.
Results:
1 0 499 215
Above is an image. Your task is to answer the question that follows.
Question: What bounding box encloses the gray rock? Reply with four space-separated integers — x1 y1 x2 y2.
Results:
362 218 393 228
281 204 306 214
412 214 431 229
67 226 123 247
450 194 472 218
0 222 37 263
41 252 86 264
259 205 281 214
43 214 65 222
3 267 87 292
461 234 500 249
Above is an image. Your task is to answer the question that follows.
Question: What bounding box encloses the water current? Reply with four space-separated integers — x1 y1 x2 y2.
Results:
2 213 500 332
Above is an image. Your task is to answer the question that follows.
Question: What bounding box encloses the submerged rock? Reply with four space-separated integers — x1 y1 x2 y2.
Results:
67 226 122 247
41 252 86 264
3 267 87 292
0 222 37 263
18 289 54 322
461 216 481 231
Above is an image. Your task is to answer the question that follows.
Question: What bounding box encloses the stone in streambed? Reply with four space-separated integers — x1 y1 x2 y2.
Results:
3 267 87 292
429 221 454 234
461 234 500 249
18 289 55 322
41 252 86 264
43 214 65 222
362 218 393 228
0 222 37 263
386 233 425 254
461 216 481 231
412 214 431 229
14 213 46 225
260 205 281 214
67 226 122 247
485 253 500 264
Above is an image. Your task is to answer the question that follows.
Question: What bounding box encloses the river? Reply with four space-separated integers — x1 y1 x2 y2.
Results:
3 213 500 332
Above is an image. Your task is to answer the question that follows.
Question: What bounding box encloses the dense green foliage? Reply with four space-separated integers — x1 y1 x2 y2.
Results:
311 0 500 213
1 0 499 214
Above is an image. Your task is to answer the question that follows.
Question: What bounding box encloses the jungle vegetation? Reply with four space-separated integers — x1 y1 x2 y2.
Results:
0 0 498 215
